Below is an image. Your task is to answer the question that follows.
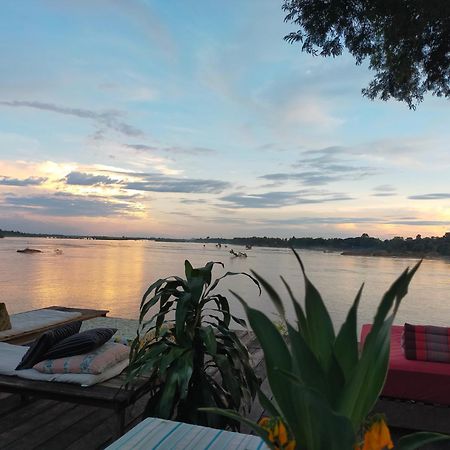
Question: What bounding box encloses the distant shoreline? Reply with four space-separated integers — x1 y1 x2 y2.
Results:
1 229 449 260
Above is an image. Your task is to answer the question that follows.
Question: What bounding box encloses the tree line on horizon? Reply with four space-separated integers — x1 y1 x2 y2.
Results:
199 233 450 257
2 228 450 257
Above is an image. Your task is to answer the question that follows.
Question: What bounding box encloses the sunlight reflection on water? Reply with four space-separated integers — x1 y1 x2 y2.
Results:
1 237 449 332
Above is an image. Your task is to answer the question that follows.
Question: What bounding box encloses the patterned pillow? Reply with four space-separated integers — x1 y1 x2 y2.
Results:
403 323 450 363
15 321 82 370
33 342 129 375
42 328 117 360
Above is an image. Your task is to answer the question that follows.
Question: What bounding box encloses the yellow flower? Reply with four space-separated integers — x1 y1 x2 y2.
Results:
258 417 297 450
361 417 394 450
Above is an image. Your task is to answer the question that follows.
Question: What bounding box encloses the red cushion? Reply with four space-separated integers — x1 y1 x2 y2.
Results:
361 324 450 405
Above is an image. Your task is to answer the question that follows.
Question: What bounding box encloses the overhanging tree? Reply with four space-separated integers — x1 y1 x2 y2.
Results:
283 0 450 108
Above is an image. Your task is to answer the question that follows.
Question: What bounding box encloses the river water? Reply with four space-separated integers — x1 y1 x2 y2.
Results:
1 237 449 333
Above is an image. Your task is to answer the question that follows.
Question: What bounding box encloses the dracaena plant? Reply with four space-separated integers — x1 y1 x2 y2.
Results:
126 260 261 430
203 250 450 450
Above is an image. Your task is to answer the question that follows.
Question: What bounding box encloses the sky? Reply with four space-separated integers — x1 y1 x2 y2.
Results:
0 0 449 239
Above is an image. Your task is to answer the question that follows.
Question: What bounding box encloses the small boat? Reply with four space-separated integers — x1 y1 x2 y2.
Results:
17 248 42 254
54 248 63 255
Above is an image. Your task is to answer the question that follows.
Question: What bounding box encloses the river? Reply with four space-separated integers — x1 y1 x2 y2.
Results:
1 237 449 332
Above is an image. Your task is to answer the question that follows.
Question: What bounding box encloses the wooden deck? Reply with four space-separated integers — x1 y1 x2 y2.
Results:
0 330 447 449
0 331 267 449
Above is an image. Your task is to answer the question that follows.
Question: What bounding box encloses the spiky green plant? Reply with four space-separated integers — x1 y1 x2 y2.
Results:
126 260 261 430
203 250 450 449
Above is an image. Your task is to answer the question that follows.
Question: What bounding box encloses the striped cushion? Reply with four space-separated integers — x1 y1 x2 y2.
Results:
106 418 268 450
15 321 82 370
403 323 450 363
33 342 129 374
43 328 116 360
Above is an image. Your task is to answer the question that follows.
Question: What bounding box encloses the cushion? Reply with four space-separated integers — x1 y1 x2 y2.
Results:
0 342 128 386
33 342 129 375
402 323 450 363
15 321 82 370
361 324 450 405
42 328 117 360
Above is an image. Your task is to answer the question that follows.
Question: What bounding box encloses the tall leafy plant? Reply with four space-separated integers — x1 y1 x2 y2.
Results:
126 260 260 429
204 250 450 449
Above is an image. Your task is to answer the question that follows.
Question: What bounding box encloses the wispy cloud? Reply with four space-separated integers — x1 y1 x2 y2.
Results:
125 143 216 155
219 190 353 209
0 100 143 138
0 176 47 186
261 146 375 186
63 169 230 194
2 192 136 217
125 175 230 194
65 171 120 186
408 193 450 200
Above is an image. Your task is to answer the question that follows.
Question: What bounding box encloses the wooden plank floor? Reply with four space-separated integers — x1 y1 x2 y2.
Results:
1 331 447 450
0 331 268 450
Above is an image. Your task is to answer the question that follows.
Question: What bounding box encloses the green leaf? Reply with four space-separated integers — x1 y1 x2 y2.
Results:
286 323 330 400
200 325 217 355
396 432 450 450
250 271 285 318
292 249 335 369
280 275 307 336
333 283 364 382
231 290 297 425
337 316 393 428
205 270 261 297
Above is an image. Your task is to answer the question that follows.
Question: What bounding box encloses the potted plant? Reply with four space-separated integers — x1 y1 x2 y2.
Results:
204 250 450 449
126 260 260 430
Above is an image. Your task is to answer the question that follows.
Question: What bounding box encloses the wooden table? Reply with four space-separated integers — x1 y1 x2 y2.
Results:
106 417 268 449
1 306 108 345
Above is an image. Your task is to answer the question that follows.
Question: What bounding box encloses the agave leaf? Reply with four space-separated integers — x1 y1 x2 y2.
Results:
280 275 307 336
292 249 335 369
337 315 394 428
250 271 285 318
257 387 281 418
286 323 330 400
278 369 355 450
231 290 298 426
333 283 364 382
184 260 194 280
396 432 450 450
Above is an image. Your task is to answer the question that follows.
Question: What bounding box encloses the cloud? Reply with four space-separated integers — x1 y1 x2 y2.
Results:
2 193 135 217
0 100 143 138
408 193 450 200
219 190 353 209
65 171 120 186
264 216 450 227
62 169 230 194
125 143 216 155
0 176 47 186
374 184 396 192
261 146 375 186
260 172 341 186
125 175 230 194
179 198 208 205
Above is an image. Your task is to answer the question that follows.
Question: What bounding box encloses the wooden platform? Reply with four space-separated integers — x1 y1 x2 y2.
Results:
0 331 266 450
0 330 448 450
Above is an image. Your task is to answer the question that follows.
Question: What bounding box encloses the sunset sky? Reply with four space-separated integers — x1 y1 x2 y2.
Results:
1 0 449 239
